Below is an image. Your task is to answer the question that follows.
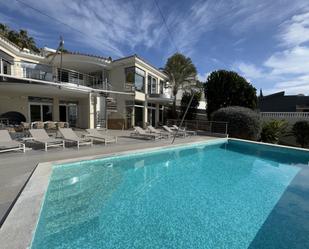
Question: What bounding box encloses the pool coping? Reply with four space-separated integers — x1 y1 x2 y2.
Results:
230 138 309 152
1 137 309 249
0 138 227 249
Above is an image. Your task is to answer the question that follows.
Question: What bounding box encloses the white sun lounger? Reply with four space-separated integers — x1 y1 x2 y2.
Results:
28 129 65 151
58 128 92 149
86 129 117 145
130 126 162 140
172 125 197 136
162 125 186 137
147 125 170 138
0 130 25 153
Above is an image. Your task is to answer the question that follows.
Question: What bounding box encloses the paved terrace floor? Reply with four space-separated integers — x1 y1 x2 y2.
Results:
0 130 221 225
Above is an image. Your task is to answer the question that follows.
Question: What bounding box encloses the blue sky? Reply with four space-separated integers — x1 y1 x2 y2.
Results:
1 0 309 95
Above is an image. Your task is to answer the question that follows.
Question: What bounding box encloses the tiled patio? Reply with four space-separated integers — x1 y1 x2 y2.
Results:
0 130 221 226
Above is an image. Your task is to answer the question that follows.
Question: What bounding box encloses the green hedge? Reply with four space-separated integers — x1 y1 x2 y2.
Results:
212 106 261 140
292 121 309 148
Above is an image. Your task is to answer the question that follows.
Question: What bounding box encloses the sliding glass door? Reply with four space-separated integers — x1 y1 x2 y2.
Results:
59 104 77 127
30 104 53 122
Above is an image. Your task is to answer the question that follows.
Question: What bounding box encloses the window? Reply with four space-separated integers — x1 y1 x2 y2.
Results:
29 97 53 122
2 60 11 75
159 80 165 94
147 75 158 94
30 104 53 122
30 105 41 122
125 67 145 92
1 50 13 75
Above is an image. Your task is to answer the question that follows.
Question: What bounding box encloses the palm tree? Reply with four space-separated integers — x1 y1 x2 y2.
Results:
164 53 197 118
18 29 40 52
0 23 40 53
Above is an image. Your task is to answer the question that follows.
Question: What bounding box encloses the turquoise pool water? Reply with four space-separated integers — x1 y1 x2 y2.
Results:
31 140 309 249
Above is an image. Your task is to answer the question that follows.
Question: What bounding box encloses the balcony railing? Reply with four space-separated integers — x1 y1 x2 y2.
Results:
167 119 228 136
57 68 108 89
148 93 172 99
2 61 111 90
23 68 53 81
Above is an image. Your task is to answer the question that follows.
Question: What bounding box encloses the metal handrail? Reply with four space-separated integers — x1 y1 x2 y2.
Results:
171 92 195 144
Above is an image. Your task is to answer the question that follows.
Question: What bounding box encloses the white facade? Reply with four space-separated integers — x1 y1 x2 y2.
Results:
0 36 171 129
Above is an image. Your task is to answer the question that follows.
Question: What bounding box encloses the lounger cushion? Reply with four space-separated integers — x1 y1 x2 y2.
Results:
34 138 64 144
0 141 22 149
0 130 12 142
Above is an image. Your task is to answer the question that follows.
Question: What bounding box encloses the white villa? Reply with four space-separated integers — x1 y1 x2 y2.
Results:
0 35 172 129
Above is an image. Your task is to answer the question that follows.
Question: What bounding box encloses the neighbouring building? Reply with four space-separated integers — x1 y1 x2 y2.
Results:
259 91 309 124
259 91 309 112
0 35 172 129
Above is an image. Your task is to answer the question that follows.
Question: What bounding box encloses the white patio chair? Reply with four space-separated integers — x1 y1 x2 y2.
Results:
28 129 65 151
58 128 92 149
0 130 25 153
86 129 117 145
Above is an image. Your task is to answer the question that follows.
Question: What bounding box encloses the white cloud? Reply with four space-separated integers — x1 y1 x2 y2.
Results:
1 0 162 57
234 62 264 79
233 9 309 96
229 0 309 34
3 0 309 59
197 72 211 82
279 12 309 47
264 81 309 95
264 46 309 75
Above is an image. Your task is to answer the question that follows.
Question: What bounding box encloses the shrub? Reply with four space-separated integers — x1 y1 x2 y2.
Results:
292 121 309 148
180 91 201 120
212 106 261 140
204 70 257 118
260 120 288 144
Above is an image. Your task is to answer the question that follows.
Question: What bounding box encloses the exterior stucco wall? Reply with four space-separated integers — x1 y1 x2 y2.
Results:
0 93 28 121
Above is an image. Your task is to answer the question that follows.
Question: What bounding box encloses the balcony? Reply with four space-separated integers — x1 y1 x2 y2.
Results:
57 68 109 90
1 61 110 90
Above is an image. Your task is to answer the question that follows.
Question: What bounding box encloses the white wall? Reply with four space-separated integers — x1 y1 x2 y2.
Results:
261 112 309 124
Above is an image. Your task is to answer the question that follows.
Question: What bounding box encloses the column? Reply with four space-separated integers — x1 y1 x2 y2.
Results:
143 71 148 128
155 103 160 127
143 100 148 128
0 58 3 74
131 106 135 128
53 97 59 121
89 93 96 129
144 72 148 95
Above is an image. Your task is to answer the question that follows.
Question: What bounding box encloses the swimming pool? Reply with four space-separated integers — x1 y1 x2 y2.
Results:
31 139 309 249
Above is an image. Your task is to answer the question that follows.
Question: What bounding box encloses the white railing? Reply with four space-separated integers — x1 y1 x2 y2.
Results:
260 112 309 121
4 61 110 90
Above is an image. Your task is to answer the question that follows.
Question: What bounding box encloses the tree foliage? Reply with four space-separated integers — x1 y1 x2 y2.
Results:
260 120 287 144
0 23 40 53
164 53 197 118
212 106 261 140
204 70 257 118
292 121 309 148
180 91 201 120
